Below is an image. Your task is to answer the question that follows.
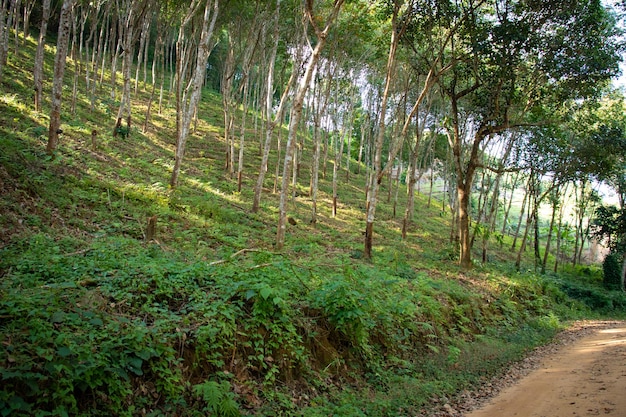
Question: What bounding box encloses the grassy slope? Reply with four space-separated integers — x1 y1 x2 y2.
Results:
1 35 625 416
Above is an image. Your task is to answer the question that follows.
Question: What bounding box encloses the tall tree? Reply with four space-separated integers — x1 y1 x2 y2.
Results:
113 0 151 136
439 0 621 268
276 0 345 250
46 0 76 155
364 0 408 259
252 0 299 213
33 0 51 112
170 0 220 188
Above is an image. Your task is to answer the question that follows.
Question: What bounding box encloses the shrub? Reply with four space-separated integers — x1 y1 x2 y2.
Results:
602 253 623 291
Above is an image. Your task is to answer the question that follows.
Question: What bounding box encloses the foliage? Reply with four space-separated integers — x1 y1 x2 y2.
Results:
0 23 623 417
591 204 626 254
602 253 624 291
193 381 240 417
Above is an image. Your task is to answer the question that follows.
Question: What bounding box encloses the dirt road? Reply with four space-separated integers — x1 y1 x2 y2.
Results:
465 322 626 417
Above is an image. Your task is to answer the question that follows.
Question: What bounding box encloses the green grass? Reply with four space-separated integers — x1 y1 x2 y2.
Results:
0 31 625 416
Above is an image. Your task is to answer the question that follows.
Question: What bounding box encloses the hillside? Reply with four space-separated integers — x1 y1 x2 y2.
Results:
1 34 625 416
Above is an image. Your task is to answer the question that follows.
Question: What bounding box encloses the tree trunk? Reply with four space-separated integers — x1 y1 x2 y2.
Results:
33 0 51 112
364 2 401 260
252 2 296 212
134 16 151 95
144 23 162 132
457 183 473 267
310 60 333 224
276 0 344 250
515 203 534 270
22 0 36 41
0 0 11 79
222 35 235 176
511 180 530 251
236 22 261 192
501 171 521 235
170 0 219 188
554 196 566 273
46 0 75 155
541 193 559 274
333 109 350 217
114 1 149 137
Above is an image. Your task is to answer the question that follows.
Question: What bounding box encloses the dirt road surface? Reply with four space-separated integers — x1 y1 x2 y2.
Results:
465 322 626 417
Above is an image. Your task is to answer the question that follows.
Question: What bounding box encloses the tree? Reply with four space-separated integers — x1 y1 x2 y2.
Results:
364 0 410 260
439 0 621 268
46 0 76 155
276 0 345 250
252 0 300 213
113 0 152 137
170 0 220 188
33 0 51 112
592 204 626 289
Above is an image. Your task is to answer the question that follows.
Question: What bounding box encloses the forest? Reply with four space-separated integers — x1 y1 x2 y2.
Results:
1 0 626 415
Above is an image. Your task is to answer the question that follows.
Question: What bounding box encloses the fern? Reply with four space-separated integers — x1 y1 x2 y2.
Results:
193 381 241 417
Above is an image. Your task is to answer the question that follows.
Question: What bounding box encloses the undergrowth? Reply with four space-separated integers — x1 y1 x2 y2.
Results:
1 31 625 416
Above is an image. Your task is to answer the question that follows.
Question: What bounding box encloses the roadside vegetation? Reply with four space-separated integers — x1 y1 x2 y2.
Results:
1 2 626 416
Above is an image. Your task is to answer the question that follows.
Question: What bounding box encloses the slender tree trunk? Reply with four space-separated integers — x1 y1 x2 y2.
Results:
276 0 344 250
222 35 235 175
70 6 79 115
515 203 534 270
237 80 250 191
46 0 75 155
0 0 11 79
134 16 150 95
9 0 18 55
273 109 286 194
22 0 36 41
333 108 350 217
252 0 296 213
501 171 521 235
144 21 162 133
91 3 106 110
403 153 418 239
541 193 559 274
310 61 334 224
357 120 365 174
554 196 567 273
170 0 219 188
98 11 110 88
33 0 51 112
364 2 401 260
236 24 261 192
511 180 530 251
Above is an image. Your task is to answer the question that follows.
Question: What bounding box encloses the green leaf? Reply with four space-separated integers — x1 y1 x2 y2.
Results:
88 318 104 326
51 311 65 323
135 349 152 360
260 287 272 300
127 357 143 376
57 346 72 358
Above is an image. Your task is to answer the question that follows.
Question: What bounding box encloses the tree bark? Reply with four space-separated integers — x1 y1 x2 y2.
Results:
0 0 10 78
310 60 334 224
33 0 51 112
252 0 297 213
170 0 219 188
541 187 560 274
364 1 401 260
276 0 345 250
46 0 75 155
